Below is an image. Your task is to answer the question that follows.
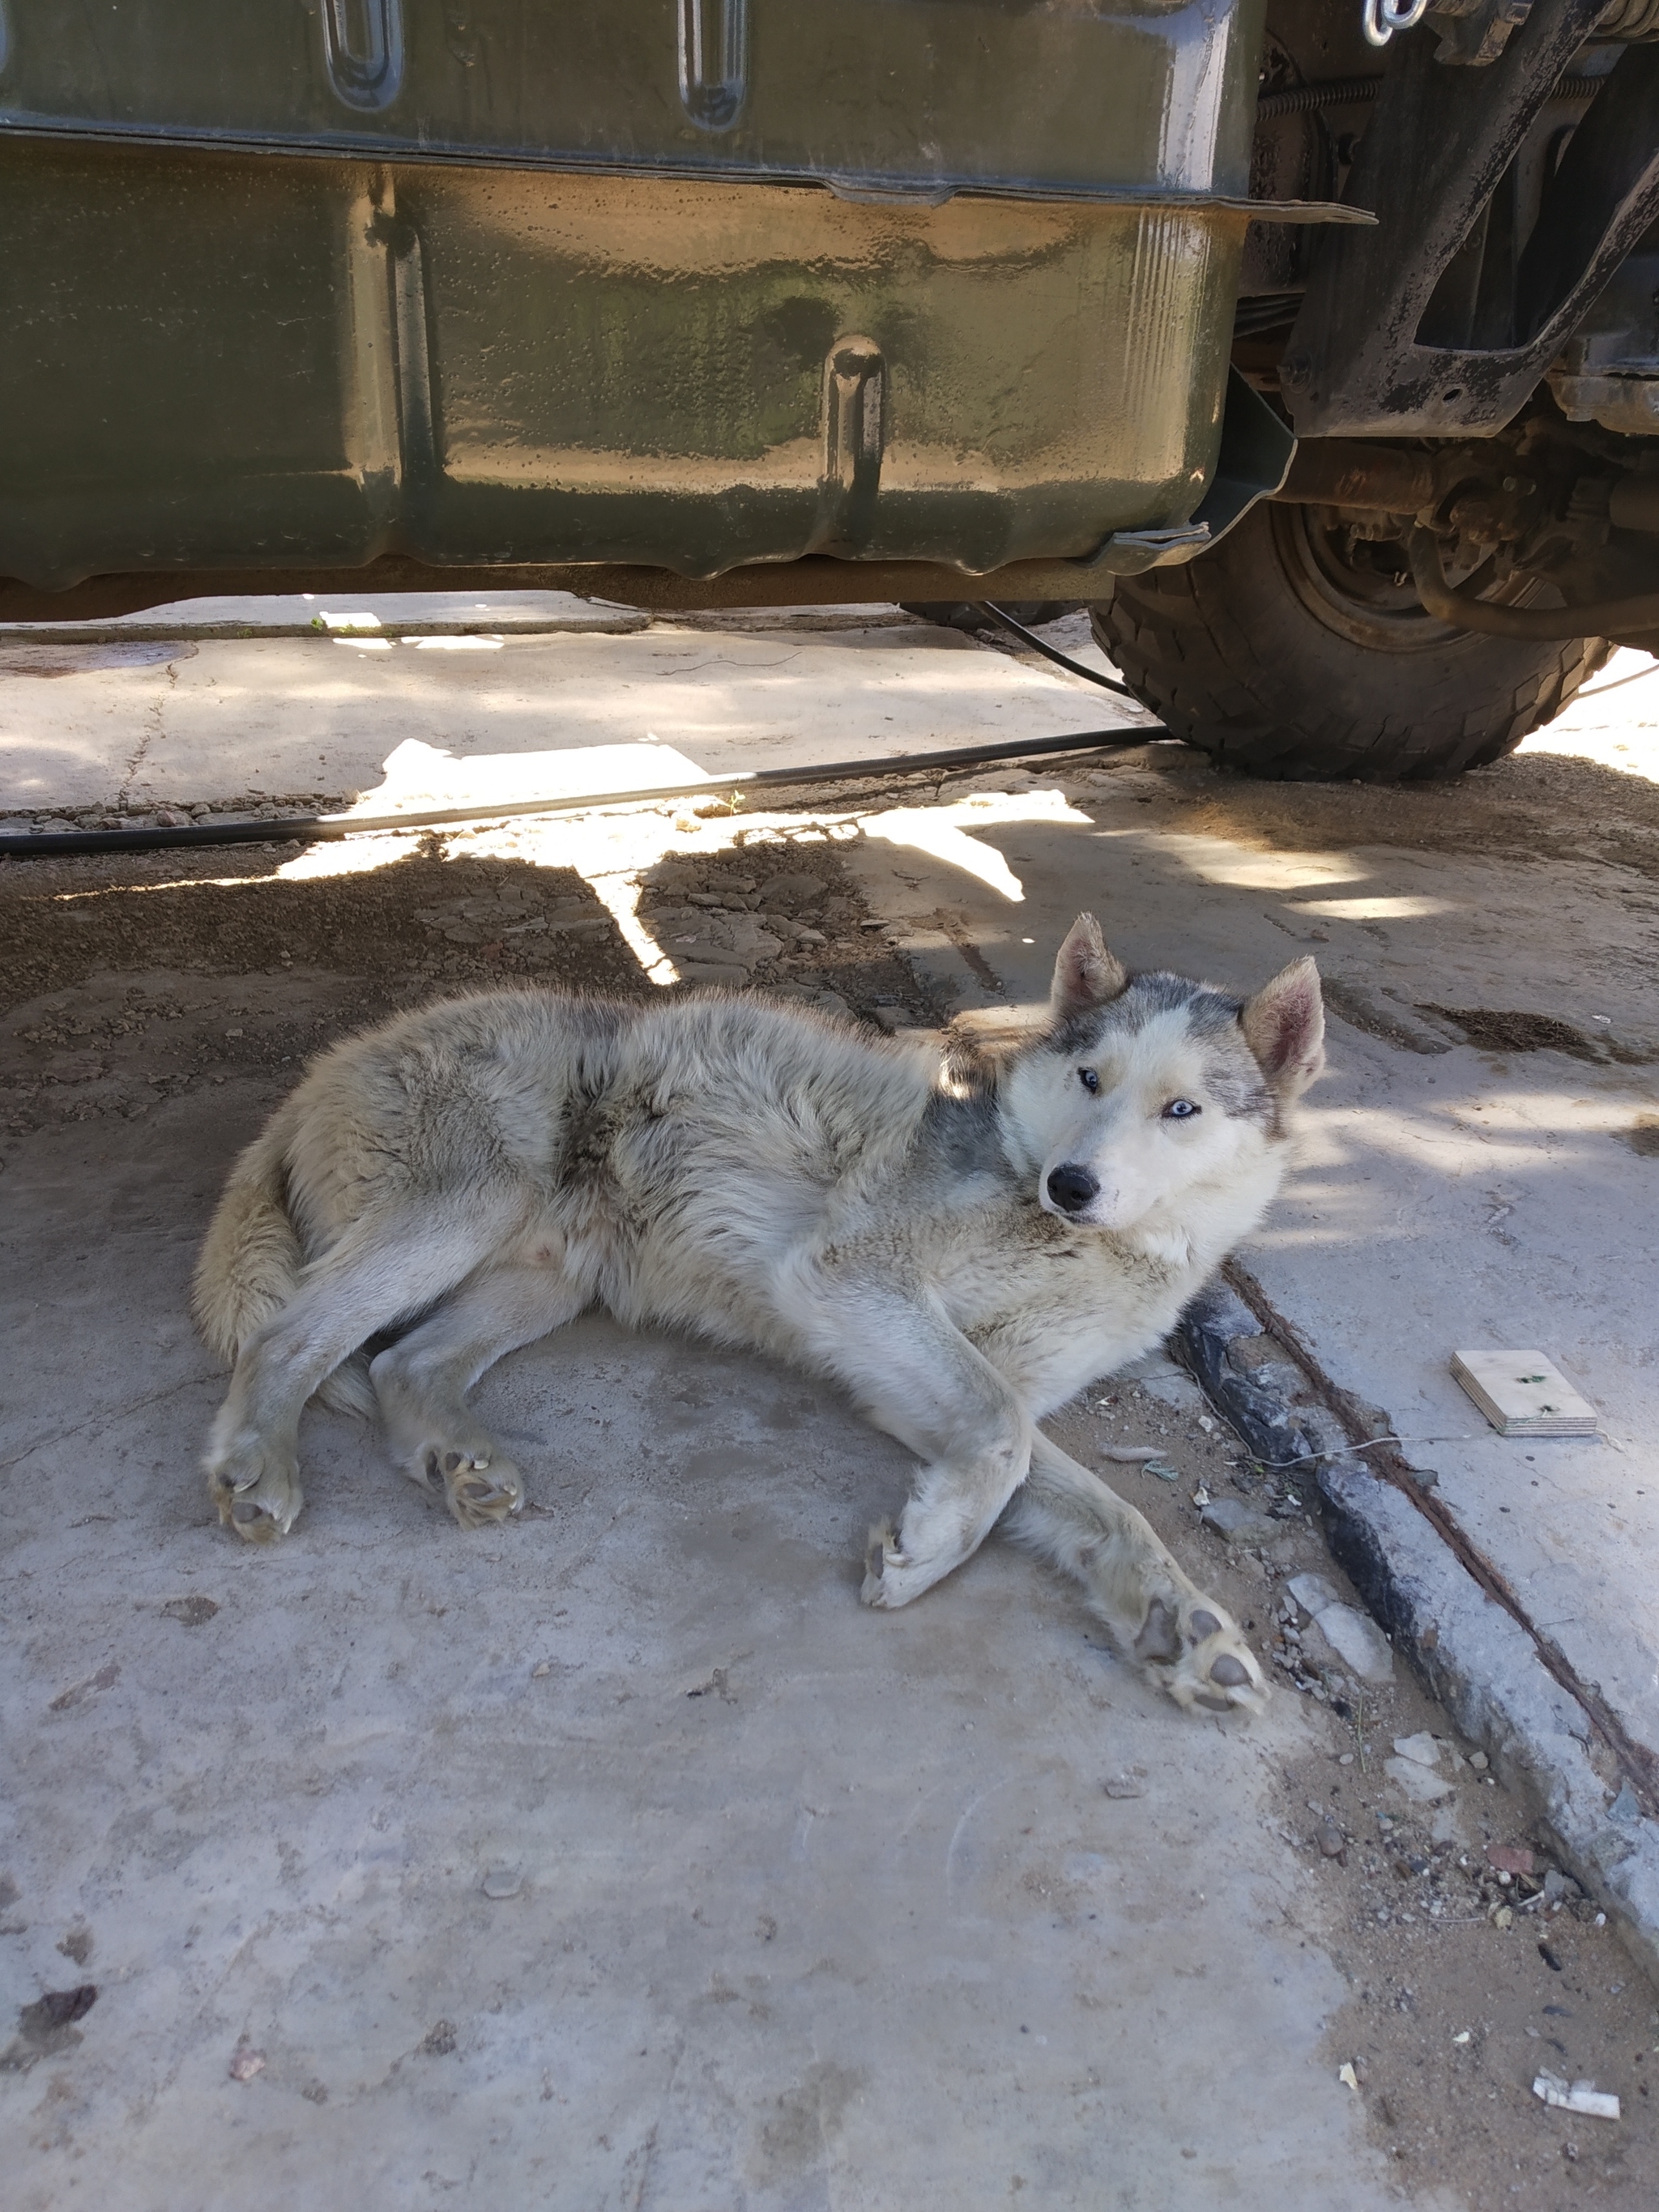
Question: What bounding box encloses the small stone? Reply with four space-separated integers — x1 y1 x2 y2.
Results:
1486 1843 1535 1877
1318 1822 1346 1859
675 960 752 989
1392 1732 1442 1771
1104 1774 1145 1800
1200 1496 1277 1545
1307 1603 1394 1683
480 1863 523 1899
1384 1755 1454 1805
760 872 827 908
228 2039 266 2082
1286 1572 1342 1615
1469 1751 1489 1771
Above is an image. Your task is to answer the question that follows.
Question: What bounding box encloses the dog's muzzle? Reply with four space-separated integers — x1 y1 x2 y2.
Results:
1045 1162 1099 1217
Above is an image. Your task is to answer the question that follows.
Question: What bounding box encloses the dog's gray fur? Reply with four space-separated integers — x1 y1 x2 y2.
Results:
194 916 1324 1715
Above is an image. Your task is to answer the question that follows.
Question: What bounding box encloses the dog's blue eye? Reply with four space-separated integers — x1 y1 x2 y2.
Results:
1162 1097 1200 1120
1078 1068 1099 1094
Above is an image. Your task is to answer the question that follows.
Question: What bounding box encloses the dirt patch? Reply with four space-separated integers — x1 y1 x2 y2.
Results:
1047 1392 1659 2212
0 820 941 1153
1321 978 1452 1055
0 1984 99 2073
1145 738 1659 885
1621 1117 1659 1159
1420 1007 1609 1062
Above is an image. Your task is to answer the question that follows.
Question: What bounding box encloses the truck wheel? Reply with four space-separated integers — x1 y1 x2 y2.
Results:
1091 503 1608 781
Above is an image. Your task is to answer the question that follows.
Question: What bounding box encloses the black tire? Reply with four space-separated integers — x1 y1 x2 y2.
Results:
1091 502 1610 781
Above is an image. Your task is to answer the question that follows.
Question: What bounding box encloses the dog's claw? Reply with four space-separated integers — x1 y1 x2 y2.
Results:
207 1443 304 1544
442 1452 524 1531
860 1519 916 1608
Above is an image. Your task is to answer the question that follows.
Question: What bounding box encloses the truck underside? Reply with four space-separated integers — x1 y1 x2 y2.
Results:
2 0 1657 778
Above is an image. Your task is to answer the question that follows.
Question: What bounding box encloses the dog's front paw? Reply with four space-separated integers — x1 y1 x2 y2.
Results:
207 1439 304 1544
860 1519 910 1607
1132 1588 1269 1718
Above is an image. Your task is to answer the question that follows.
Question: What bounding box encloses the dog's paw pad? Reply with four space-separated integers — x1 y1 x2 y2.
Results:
443 1453 523 1531
1132 1591 1269 1718
208 1449 303 1545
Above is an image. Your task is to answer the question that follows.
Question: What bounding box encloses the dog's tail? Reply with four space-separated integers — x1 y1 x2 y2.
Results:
191 1113 376 1418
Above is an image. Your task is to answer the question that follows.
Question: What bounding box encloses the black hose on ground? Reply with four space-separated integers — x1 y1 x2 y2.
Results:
0 724 1165 860
975 603 1141 701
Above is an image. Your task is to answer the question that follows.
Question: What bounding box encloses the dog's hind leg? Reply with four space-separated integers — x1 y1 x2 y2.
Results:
369 1263 589 1529
204 1198 522 1544
1004 1434 1268 1716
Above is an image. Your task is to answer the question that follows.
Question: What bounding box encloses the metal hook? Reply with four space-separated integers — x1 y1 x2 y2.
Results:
1363 0 1428 45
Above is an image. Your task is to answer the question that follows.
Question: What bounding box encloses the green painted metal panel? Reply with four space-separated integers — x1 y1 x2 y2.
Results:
0 1 1264 203
0 2 1276 593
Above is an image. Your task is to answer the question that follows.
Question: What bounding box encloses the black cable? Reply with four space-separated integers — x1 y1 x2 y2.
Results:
975 603 1141 701
0 722 1164 859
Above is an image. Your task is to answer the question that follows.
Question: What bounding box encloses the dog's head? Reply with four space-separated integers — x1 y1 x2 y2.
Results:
998 915 1324 1235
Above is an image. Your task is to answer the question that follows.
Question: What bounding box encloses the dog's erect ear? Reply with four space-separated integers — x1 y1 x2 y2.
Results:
1049 914 1128 1022
1241 957 1325 1098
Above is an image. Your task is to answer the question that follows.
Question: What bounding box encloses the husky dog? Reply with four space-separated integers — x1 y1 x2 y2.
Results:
194 917 1323 1715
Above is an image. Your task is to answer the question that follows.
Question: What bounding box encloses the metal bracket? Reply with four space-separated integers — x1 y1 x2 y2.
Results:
1075 368 1297 573
1284 2 1659 436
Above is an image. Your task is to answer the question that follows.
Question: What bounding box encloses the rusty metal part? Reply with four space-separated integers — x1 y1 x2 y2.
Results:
1285 11 1659 437
0 554 1167 628
1407 526 1659 637
1272 441 1438 511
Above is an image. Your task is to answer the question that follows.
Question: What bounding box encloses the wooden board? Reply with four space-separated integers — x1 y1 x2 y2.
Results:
1451 1351 1599 1438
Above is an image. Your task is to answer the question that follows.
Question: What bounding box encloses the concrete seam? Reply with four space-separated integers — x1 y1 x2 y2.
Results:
1173 1269 1659 1988
1218 1256 1659 1822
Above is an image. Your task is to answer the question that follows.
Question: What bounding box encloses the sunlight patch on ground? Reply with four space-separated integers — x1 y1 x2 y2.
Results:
860 790 1090 903
1289 894 1456 921
269 761 1085 978
1150 833 1369 893
339 736 715 815
1517 647 1659 782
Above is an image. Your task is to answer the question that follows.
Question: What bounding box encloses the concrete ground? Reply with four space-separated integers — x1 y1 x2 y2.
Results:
0 594 1126 821
3 603 1658 2208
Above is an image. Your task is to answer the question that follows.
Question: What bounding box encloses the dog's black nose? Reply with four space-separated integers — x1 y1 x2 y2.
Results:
1046 1162 1098 1215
